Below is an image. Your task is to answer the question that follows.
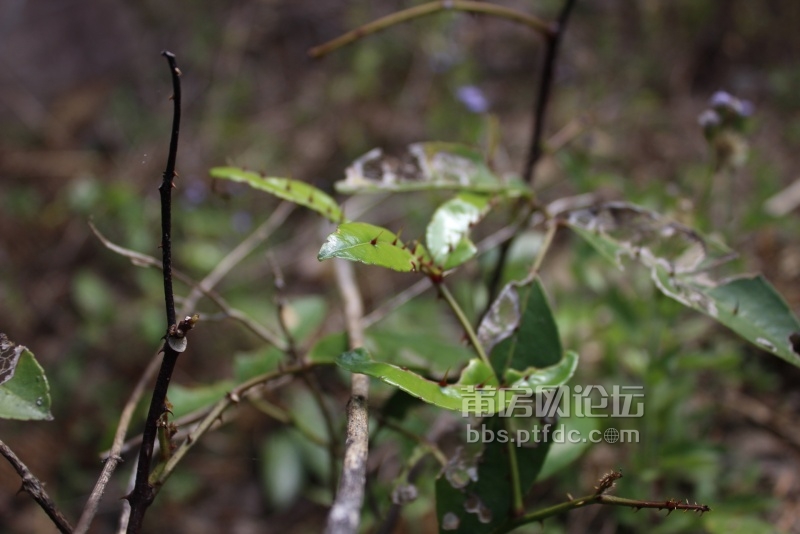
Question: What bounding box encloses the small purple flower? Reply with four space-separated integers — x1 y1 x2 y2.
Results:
710 90 735 110
456 85 489 114
709 90 753 118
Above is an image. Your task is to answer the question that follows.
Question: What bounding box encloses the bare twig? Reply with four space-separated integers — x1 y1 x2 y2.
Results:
309 1 552 58
74 352 161 534
361 277 433 329
89 222 287 349
0 440 73 533
126 50 185 534
484 0 578 312
325 261 369 534
182 202 295 314
523 0 577 185
270 254 340 496
151 363 321 488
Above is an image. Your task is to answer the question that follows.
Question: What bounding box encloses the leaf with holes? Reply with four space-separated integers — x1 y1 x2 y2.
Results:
563 202 800 367
479 276 563 376
210 167 344 222
336 142 531 197
0 335 52 421
318 222 435 274
436 416 552 534
426 193 492 269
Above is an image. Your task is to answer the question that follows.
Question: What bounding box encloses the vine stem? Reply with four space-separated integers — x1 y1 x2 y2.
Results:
529 218 558 277
309 1 553 58
504 420 524 516
437 282 490 368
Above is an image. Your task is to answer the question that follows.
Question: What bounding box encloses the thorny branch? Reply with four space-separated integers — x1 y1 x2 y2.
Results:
499 470 711 532
125 50 186 534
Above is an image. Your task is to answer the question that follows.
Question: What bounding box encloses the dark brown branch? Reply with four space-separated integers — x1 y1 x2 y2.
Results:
484 0 577 311
0 440 73 533
523 0 577 185
126 50 185 534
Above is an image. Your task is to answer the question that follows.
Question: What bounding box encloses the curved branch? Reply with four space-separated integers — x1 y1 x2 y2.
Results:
309 1 553 58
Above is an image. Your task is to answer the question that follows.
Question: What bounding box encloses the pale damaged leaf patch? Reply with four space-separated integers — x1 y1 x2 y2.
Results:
478 276 564 375
337 142 531 196
0 334 23 386
0 334 53 421
563 202 800 366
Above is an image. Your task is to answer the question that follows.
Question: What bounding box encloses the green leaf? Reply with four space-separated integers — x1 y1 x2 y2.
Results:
336 142 532 197
0 335 52 421
366 329 475 375
307 332 348 364
336 348 578 415
564 202 800 367
318 222 434 273
435 417 552 534
479 276 563 376
426 193 492 269
210 167 344 222
668 271 800 365
260 431 304 510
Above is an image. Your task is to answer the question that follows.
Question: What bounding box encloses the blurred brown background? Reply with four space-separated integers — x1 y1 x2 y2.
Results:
1 1 800 532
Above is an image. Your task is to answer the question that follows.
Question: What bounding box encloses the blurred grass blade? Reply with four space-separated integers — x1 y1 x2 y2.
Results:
564 202 800 367
0 335 52 421
210 167 344 222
